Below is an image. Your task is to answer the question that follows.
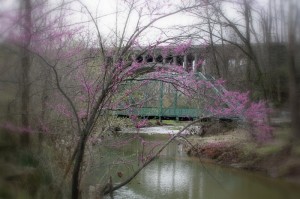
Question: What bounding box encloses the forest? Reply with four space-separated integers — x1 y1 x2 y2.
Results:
0 0 299 198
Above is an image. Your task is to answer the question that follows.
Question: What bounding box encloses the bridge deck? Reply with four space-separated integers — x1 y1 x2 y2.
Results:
116 107 202 118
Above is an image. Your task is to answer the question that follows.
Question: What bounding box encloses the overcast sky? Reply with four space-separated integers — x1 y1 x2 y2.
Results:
69 0 198 44
0 0 292 45
63 0 273 45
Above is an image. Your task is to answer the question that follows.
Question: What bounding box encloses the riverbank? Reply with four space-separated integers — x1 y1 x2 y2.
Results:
119 119 300 185
183 125 300 185
100 130 300 199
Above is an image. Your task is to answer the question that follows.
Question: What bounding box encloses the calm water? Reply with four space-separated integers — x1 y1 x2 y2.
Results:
88 134 300 199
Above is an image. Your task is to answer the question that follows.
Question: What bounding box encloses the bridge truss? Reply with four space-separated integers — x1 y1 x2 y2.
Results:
115 69 227 121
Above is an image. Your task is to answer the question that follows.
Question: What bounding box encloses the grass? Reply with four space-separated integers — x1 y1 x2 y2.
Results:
292 145 300 156
161 120 180 126
254 127 291 156
256 144 286 156
147 119 188 126
0 131 68 199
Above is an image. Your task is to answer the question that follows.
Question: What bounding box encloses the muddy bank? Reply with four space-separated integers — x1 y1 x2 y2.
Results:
183 127 300 185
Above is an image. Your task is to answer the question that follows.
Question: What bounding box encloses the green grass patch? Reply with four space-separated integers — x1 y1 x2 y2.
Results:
256 143 285 156
273 127 292 141
147 119 184 126
162 120 178 125
162 120 188 126
292 145 300 156
240 142 257 154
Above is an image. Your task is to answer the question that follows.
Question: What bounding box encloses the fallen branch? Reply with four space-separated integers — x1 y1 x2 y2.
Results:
103 118 203 195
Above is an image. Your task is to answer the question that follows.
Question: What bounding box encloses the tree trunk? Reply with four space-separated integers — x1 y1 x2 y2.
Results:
71 133 88 199
39 66 51 145
245 4 267 98
244 0 251 83
206 5 220 77
288 1 300 141
20 0 32 146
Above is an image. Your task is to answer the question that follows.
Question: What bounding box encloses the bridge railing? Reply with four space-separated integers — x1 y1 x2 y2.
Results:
115 107 202 118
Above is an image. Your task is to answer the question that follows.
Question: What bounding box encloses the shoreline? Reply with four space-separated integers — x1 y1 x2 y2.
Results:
119 122 300 186
182 127 300 185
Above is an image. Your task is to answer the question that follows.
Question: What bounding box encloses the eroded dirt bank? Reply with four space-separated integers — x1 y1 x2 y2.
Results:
183 126 300 185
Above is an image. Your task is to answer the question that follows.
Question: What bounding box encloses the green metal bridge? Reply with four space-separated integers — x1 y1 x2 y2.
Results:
116 107 201 120
115 67 226 120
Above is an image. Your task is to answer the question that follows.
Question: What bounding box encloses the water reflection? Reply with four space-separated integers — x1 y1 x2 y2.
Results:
98 135 300 199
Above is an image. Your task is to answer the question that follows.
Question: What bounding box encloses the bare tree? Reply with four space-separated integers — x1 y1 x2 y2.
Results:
287 0 300 140
20 0 32 146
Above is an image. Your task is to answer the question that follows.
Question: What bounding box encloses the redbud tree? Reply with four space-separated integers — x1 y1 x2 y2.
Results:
0 0 272 198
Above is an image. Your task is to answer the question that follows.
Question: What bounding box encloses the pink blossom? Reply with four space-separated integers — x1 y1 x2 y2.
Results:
1 122 34 134
173 40 192 55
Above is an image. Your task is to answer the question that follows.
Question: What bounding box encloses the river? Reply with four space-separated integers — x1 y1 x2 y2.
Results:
87 133 300 199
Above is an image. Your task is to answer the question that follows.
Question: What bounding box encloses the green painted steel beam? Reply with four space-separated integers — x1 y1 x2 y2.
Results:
115 107 201 118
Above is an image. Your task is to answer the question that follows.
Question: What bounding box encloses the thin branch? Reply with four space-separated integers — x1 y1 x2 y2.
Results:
104 118 204 195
